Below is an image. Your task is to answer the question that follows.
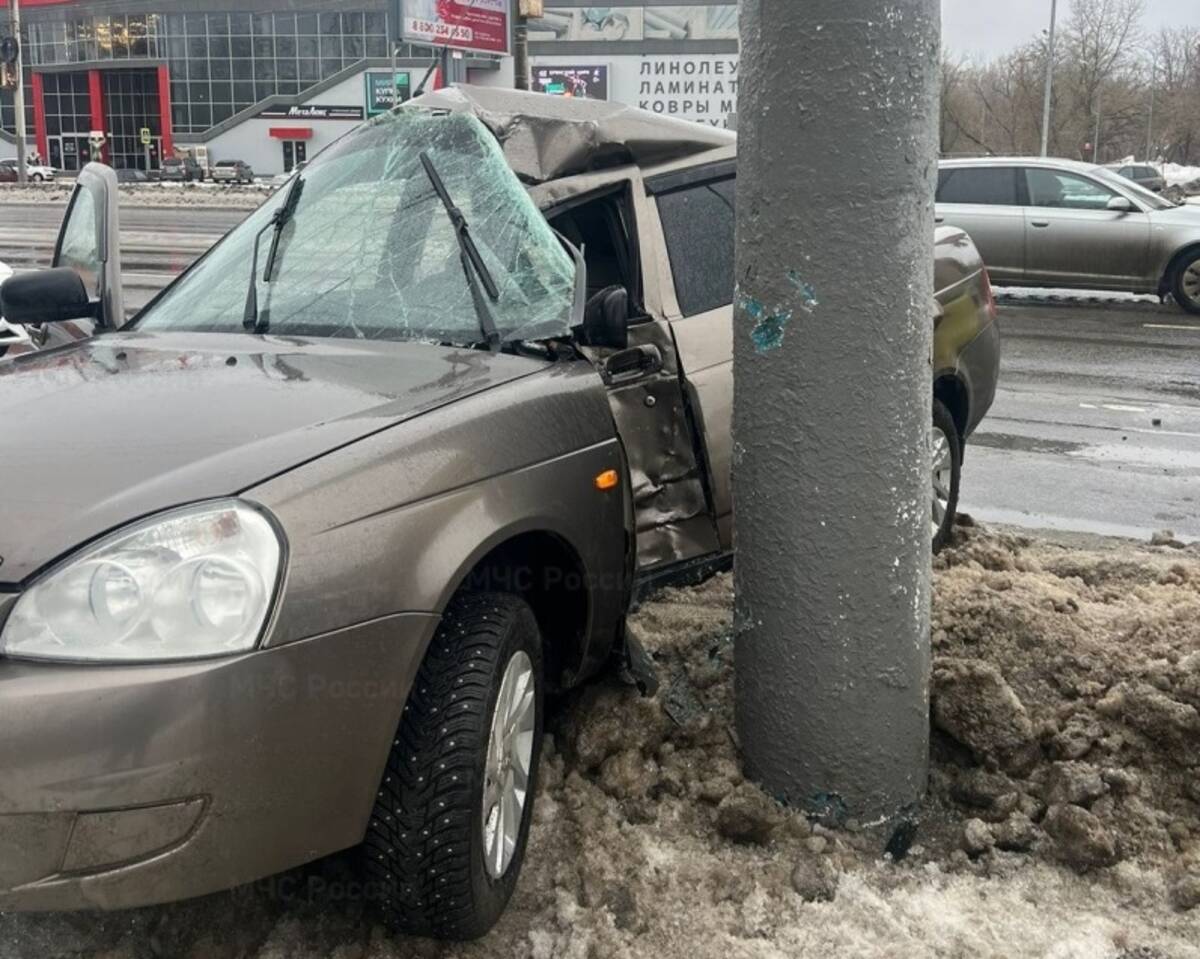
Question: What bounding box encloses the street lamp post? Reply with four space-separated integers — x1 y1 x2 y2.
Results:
1146 60 1156 162
1039 0 1058 157
10 0 27 184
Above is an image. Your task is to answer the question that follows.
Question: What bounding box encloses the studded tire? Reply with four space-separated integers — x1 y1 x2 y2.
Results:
363 591 544 941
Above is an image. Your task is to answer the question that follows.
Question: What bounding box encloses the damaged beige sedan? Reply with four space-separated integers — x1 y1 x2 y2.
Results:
0 88 998 939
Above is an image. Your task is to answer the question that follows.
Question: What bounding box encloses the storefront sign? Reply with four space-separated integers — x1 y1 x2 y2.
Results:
365 72 412 117
397 0 510 56
258 103 364 121
532 64 608 100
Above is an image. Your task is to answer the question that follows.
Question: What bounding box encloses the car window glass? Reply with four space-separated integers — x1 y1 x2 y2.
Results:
136 112 576 344
936 167 1018 205
1026 169 1116 210
55 181 102 297
656 177 735 317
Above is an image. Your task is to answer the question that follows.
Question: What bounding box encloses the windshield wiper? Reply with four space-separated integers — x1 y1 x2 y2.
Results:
417 150 502 351
242 174 306 333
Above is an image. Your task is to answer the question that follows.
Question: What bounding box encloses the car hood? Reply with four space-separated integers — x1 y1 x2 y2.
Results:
1150 202 1200 224
0 331 543 584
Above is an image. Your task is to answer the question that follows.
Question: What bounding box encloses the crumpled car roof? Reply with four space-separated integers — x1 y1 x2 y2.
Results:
404 84 735 184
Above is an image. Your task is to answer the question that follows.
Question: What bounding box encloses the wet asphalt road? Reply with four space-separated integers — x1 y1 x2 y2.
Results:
962 296 1200 543
2 198 1198 542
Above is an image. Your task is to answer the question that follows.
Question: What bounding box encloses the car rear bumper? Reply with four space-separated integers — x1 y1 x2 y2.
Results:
961 319 1000 438
0 611 437 912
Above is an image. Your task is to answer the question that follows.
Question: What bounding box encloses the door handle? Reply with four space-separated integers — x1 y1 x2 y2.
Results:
603 344 663 386
1031 220 1050 228
934 216 945 224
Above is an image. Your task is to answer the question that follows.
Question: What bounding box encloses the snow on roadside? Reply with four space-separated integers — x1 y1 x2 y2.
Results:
0 182 272 209
1163 164 1200 189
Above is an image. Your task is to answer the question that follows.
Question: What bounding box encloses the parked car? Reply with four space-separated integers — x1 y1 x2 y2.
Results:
937 156 1200 313
0 90 998 938
0 157 56 182
160 155 205 182
1114 162 1166 193
210 159 254 184
115 167 150 184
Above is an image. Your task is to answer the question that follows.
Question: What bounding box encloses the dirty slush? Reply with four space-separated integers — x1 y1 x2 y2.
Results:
4 522 1199 958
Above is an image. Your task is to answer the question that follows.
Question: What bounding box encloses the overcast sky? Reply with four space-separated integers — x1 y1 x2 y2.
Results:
942 0 1197 59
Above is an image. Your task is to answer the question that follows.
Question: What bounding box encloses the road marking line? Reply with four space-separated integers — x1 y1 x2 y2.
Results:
1103 404 1147 413
1144 323 1200 331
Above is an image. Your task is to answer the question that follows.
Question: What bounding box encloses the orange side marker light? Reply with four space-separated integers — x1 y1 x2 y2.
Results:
594 469 620 491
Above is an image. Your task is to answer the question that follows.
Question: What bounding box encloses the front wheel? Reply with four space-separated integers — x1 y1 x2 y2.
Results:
932 400 962 553
31 173 43 183
364 592 544 940
1172 251 1200 315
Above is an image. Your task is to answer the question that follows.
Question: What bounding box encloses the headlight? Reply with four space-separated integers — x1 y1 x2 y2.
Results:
1 501 283 663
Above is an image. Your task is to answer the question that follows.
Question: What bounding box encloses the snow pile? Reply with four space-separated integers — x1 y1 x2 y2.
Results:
1163 164 1200 191
2 525 1198 957
0 182 272 209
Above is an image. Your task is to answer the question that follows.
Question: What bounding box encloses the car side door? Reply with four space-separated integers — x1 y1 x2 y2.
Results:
52 162 125 332
642 160 736 553
1022 167 1151 288
935 166 1025 283
546 176 723 574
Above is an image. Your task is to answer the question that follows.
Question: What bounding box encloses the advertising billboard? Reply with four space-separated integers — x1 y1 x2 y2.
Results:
365 72 413 116
396 0 511 56
532 64 609 100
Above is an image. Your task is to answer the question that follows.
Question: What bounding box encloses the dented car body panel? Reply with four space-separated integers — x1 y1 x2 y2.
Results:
0 88 997 913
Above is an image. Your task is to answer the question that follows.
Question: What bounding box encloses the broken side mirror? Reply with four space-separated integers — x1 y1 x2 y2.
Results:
0 268 95 326
578 285 630 350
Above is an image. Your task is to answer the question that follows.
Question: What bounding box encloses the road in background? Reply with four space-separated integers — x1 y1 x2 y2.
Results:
0 201 248 314
2 199 1197 542
963 296 1200 542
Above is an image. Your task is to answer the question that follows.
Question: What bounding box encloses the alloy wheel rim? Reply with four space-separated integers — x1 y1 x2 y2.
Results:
931 425 953 539
1183 259 1200 306
481 649 536 880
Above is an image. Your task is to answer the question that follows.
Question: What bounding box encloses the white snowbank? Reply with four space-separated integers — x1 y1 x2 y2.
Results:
1163 163 1200 188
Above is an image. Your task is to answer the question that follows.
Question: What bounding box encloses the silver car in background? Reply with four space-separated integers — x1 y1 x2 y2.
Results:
936 157 1200 314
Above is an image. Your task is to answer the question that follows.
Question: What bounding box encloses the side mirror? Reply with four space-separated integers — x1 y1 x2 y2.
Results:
1107 196 1134 213
577 286 630 350
0 268 95 326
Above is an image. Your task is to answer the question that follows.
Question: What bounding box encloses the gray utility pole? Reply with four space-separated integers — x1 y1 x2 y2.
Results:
1093 86 1103 163
733 0 936 823
1146 60 1155 161
512 0 531 91
11 0 27 184
1040 0 1058 157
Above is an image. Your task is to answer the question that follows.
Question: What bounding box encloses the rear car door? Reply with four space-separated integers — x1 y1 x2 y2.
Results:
52 162 124 331
546 177 722 573
1022 167 1151 288
643 160 736 553
935 166 1025 283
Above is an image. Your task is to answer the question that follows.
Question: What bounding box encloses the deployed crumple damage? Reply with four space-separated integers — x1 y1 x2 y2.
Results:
405 85 735 184
136 111 577 346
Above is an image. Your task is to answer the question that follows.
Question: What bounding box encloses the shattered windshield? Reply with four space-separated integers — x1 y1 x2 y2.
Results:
135 112 577 344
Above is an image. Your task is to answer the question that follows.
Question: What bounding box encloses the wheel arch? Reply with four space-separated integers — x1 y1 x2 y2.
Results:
933 371 970 443
438 524 595 693
1161 242 1200 297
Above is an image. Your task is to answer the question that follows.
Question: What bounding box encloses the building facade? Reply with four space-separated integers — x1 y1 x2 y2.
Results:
1 1 740 174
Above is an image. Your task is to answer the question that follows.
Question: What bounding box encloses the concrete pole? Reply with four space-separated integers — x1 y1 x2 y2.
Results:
1146 60 1155 162
513 14 530 91
733 0 936 823
12 0 27 184
1040 0 1057 157
1093 86 1102 163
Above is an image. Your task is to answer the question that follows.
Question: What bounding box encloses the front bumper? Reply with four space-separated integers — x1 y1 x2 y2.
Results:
0 612 437 911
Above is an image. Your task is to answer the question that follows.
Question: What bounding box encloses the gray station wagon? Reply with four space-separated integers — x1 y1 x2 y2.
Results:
937 156 1200 313
0 87 998 939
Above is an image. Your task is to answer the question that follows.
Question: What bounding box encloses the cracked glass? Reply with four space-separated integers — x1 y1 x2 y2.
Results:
135 111 578 345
